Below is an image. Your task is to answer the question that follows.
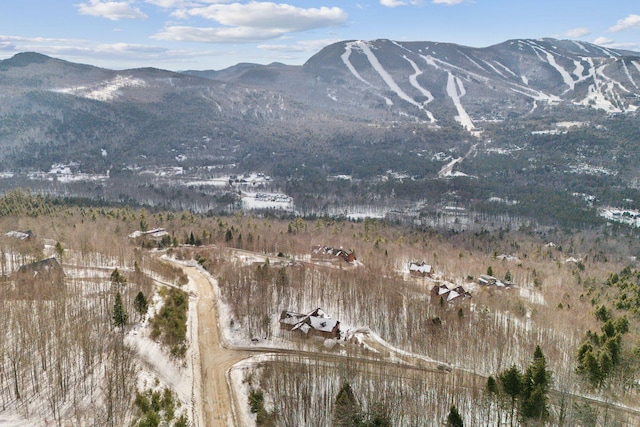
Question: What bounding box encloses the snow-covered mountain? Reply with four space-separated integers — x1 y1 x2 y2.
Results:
1 38 640 173
205 38 640 133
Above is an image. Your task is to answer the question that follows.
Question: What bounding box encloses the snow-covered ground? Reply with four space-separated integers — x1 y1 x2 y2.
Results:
241 192 294 211
600 207 640 227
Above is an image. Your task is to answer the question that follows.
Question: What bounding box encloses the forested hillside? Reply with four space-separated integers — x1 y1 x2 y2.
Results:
1 191 639 425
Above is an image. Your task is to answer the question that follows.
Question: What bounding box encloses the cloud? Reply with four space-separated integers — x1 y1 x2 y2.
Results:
257 38 339 53
153 25 284 42
609 14 640 32
593 36 638 51
187 2 347 31
154 2 348 43
77 0 148 20
594 36 614 46
564 27 590 38
432 0 463 5
380 0 423 6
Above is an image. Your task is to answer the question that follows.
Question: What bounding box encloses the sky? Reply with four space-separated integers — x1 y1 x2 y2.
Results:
1 0 640 71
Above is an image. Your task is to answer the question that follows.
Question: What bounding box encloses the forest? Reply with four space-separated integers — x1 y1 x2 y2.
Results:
0 189 639 426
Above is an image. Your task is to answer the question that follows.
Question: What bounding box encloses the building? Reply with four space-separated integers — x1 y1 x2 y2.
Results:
409 261 433 277
431 284 472 303
279 308 341 339
311 245 356 263
10 257 65 299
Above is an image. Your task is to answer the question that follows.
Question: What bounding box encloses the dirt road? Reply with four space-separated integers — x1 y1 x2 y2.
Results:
183 264 250 427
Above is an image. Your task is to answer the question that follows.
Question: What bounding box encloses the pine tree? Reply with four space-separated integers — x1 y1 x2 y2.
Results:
112 292 129 329
446 405 464 427
134 291 149 319
333 382 362 427
499 365 523 427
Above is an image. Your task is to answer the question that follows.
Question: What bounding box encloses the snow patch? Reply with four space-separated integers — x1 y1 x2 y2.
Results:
53 75 146 101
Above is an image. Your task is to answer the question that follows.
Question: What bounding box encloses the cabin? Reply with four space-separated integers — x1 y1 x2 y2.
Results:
478 275 497 285
431 284 471 303
128 227 169 240
311 245 356 263
279 308 341 339
6 230 33 241
409 261 433 277
10 257 65 299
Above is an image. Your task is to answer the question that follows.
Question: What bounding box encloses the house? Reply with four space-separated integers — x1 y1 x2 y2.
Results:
311 245 356 263
279 308 341 339
431 284 472 303
478 275 509 287
128 227 169 240
10 257 65 299
6 230 33 241
478 275 497 285
409 261 433 277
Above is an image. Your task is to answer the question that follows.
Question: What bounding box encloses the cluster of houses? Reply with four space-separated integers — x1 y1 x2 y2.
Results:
279 308 341 339
311 245 356 263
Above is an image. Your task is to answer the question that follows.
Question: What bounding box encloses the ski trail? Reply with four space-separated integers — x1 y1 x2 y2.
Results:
358 42 419 106
446 72 475 131
494 61 519 78
621 60 638 88
572 40 590 53
403 55 436 122
356 41 435 121
543 50 575 90
341 41 373 87
573 60 585 80
482 60 506 78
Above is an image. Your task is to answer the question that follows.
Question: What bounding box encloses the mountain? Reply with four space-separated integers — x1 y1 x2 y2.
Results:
1 39 640 226
197 38 640 131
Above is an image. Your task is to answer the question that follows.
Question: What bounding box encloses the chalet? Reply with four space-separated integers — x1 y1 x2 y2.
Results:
128 227 169 240
311 245 356 263
15 257 64 282
431 284 471 303
279 308 341 339
11 257 65 299
409 261 433 277
478 275 497 285
6 230 33 241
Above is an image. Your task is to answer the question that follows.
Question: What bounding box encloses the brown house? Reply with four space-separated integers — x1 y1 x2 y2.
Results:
311 245 356 263
409 261 433 277
279 308 341 339
10 257 65 299
431 284 471 303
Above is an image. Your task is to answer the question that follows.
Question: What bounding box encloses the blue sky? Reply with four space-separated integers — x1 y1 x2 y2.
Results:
1 0 640 70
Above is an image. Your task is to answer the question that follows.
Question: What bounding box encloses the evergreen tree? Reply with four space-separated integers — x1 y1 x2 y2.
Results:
55 241 64 262
134 291 149 319
333 383 362 427
112 292 129 329
446 405 464 427
499 365 522 427
487 266 494 276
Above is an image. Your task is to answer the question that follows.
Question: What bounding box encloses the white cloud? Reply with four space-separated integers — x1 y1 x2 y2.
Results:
380 0 407 6
380 0 423 6
154 2 347 43
258 38 339 53
187 2 347 31
432 0 463 5
609 14 640 32
564 27 590 38
77 0 148 21
594 36 614 46
153 25 284 43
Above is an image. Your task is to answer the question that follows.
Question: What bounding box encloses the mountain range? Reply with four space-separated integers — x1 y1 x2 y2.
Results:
1 38 640 225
